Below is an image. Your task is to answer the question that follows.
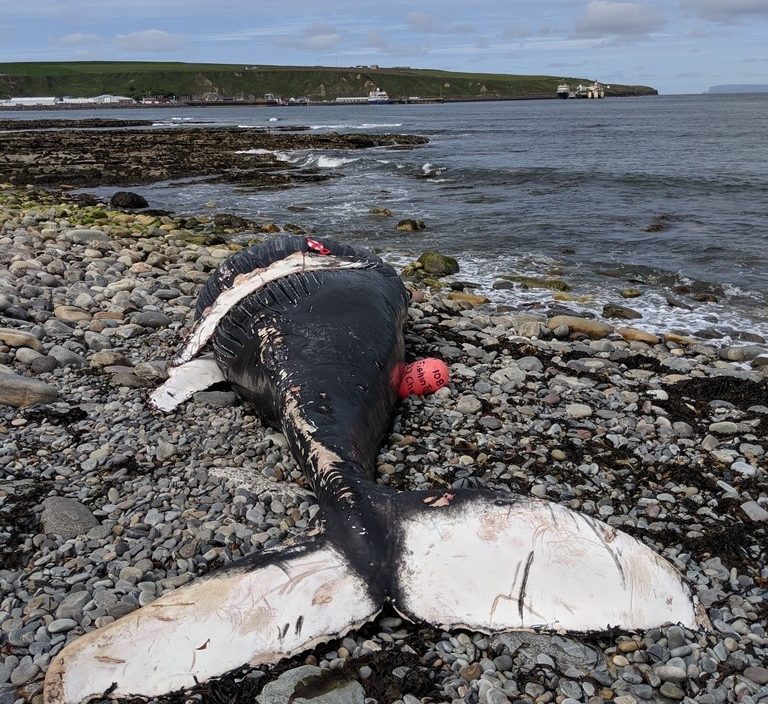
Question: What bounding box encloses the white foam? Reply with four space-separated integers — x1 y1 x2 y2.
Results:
356 123 403 129
451 254 768 344
421 163 446 176
235 148 297 163
312 155 360 168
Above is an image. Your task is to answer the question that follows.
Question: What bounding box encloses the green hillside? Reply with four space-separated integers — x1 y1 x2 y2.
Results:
0 62 656 101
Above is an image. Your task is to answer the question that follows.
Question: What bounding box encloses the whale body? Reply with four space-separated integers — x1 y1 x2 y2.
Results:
44 236 703 704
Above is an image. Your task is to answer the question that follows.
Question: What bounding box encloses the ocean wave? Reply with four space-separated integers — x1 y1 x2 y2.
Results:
309 123 403 130
308 155 360 168
421 163 446 176
449 254 768 344
356 123 403 129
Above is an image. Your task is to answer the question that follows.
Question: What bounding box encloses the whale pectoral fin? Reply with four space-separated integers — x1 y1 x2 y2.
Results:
150 355 225 412
393 492 703 633
44 538 380 704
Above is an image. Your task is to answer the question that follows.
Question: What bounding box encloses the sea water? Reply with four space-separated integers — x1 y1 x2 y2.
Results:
7 94 767 341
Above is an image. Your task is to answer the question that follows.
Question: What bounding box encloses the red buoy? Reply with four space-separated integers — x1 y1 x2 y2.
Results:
398 358 449 398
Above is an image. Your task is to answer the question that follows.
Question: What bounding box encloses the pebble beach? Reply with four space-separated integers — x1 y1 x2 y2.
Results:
0 179 767 704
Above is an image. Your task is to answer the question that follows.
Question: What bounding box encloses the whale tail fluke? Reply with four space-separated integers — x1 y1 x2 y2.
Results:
45 491 704 704
43 536 381 704
390 490 705 633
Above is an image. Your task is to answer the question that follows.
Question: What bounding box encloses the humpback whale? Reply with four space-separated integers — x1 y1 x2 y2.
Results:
44 236 703 704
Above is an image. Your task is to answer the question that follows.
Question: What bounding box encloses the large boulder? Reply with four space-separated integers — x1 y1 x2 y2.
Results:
109 191 149 209
417 251 459 277
546 315 614 340
396 219 426 232
214 213 250 230
602 303 642 320
40 497 99 539
0 371 58 407
257 665 365 704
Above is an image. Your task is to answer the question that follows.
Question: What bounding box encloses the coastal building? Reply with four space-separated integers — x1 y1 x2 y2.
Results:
62 94 134 104
0 94 134 107
0 96 58 106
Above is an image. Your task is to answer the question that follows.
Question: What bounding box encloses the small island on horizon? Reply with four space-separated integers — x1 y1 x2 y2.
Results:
0 61 657 107
706 84 768 94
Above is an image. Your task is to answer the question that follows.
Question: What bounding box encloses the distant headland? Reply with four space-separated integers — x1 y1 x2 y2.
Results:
0 61 657 107
707 84 768 94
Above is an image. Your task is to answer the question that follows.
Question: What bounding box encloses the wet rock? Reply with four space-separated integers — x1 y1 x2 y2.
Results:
40 497 99 539
602 303 642 320
0 371 58 407
369 207 393 216
109 191 149 209
664 332 696 346
416 251 459 276
396 218 426 232
620 288 642 298
719 345 764 362
213 213 250 229
501 275 570 292
447 292 490 306
546 315 613 340
617 327 659 345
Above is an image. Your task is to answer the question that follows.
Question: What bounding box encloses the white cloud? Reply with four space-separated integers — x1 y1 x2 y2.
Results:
502 23 533 39
407 11 440 33
680 0 768 22
114 29 184 53
576 1 664 38
59 32 102 47
280 22 341 51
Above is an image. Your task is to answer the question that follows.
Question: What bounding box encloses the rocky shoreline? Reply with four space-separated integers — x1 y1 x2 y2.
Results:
0 122 428 188
0 186 767 704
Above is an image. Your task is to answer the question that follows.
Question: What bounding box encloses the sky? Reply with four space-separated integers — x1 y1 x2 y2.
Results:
1 0 767 94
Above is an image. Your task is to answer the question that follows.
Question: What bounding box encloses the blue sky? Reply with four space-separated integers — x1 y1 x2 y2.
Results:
2 0 767 93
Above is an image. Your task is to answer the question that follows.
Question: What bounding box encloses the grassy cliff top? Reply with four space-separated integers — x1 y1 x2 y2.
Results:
0 62 657 101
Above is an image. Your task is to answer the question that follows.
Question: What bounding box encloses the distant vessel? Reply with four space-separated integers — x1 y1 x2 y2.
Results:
367 88 390 104
556 82 570 99
575 82 607 99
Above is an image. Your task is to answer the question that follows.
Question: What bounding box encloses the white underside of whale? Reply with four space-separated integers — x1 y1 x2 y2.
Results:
151 251 368 412
44 541 378 704
172 252 368 367
396 497 702 632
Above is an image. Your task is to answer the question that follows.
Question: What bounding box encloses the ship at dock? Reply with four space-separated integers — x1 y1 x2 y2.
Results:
334 88 391 105
555 81 608 99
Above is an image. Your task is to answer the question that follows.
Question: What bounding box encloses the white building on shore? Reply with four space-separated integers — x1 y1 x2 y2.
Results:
0 94 134 107
62 94 134 104
0 96 59 107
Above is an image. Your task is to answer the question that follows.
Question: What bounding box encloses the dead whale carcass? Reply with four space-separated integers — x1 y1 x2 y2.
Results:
44 236 704 704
